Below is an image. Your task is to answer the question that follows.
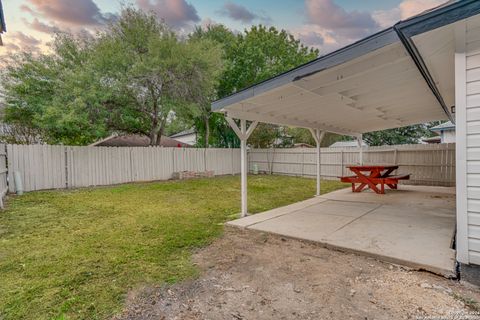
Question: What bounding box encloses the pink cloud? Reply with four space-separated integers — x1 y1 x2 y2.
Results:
299 0 448 55
399 0 446 20
23 18 59 34
13 31 41 48
0 31 42 59
136 0 200 28
22 0 109 27
305 0 379 39
373 0 447 28
217 2 271 25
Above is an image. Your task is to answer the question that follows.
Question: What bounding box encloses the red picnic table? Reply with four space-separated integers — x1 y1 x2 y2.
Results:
340 165 410 194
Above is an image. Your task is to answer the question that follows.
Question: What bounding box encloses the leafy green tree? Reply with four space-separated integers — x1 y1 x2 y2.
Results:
1 7 222 146
333 123 441 147
189 25 236 147
363 124 435 146
1 33 101 145
191 24 319 147
86 8 223 145
285 128 341 147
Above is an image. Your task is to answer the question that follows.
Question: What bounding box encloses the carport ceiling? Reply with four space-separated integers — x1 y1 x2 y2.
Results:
212 0 480 136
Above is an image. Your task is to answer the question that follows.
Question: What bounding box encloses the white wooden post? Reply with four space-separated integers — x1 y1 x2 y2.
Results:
357 134 363 165
240 119 247 216
226 117 258 217
309 128 325 196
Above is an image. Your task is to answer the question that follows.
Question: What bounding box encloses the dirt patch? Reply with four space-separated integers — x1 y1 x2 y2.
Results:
114 227 480 320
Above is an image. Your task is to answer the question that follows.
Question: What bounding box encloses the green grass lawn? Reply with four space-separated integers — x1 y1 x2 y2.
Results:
0 175 346 320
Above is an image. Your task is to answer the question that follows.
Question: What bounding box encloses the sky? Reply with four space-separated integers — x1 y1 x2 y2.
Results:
0 0 447 59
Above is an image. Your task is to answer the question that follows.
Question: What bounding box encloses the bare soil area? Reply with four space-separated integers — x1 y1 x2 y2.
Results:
115 227 480 320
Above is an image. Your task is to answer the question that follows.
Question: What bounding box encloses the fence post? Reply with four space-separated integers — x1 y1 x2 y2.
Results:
129 147 134 182
301 148 305 177
393 148 398 174
231 148 234 175
65 146 69 188
204 148 207 172
172 148 176 174
341 149 344 177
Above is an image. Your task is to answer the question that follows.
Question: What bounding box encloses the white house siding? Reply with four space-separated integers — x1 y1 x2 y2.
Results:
442 130 456 143
463 17 480 265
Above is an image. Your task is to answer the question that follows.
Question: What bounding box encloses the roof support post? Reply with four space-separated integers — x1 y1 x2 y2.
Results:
357 134 363 165
226 117 258 217
309 128 325 196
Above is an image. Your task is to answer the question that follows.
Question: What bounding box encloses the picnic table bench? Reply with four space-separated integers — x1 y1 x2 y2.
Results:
340 165 410 194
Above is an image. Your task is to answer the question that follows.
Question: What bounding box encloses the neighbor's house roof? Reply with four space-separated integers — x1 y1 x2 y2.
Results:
293 143 314 148
212 0 480 136
170 128 196 138
422 136 442 144
0 0 6 46
330 140 368 148
89 134 190 147
430 121 455 131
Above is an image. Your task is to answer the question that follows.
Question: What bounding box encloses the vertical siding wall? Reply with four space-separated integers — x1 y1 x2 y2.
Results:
464 18 480 264
7 145 241 192
249 143 455 186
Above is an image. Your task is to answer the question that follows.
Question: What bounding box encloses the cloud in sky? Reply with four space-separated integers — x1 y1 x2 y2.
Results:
373 0 446 28
13 31 41 47
298 0 447 54
305 0 379 40
136 0 200 28
0 31 42 58
299 31 325 47
1 0 449 61
219 2 255 23
23 18 58 34
21 0 109 27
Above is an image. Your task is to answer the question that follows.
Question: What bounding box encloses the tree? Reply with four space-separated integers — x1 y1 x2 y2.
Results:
1 7 222 146
191 24 319 148
85 8 223 145
362 124 435 146
286 128 341 147
1 33 102 145
189 25 236 147
330 122 440 147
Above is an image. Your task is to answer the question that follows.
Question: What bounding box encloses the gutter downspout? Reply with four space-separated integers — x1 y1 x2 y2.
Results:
393 24 455 123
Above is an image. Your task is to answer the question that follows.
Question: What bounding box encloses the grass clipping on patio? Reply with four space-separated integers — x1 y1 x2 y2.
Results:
0 175 346 319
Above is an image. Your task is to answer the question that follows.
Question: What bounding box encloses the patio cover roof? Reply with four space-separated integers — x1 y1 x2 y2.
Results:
212 0 480 136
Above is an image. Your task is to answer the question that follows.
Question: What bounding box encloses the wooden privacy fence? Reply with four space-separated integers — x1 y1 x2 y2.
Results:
249 143 456 187
2 143 456 194
6 145 241 192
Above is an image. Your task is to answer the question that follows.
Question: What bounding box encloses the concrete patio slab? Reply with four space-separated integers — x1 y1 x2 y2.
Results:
227 197 329 228
227 185 456 277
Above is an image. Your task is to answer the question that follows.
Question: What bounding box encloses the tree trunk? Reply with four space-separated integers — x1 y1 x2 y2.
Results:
149 110 158 146
149 130 157 146
155 118 167 146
